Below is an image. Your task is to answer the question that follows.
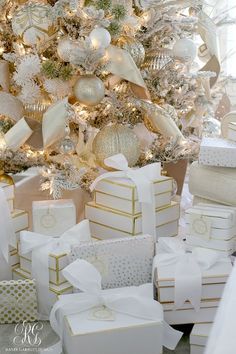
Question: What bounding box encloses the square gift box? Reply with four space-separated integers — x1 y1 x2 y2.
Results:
85 201 180 240
32 199 76 236
199 137 236 168
190 323 212 354
69 234 155 289
227 122 236 143
0 279 38 324
94 175 173 215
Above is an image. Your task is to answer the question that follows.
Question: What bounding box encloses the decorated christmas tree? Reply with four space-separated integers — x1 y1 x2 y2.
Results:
0 0 221 197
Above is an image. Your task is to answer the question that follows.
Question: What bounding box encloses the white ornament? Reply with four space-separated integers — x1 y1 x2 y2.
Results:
172 38 197 62
57 37 78 62
89 27 111 49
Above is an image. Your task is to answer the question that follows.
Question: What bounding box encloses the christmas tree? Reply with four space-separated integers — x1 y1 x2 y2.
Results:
0 0 221 197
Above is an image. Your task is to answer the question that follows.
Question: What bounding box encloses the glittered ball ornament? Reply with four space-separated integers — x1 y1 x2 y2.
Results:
172 38 197 62
89 27 111 49
12 3 55 46
116 36 145 67
59 137 76 154
92 125 140 168
73 75 105 107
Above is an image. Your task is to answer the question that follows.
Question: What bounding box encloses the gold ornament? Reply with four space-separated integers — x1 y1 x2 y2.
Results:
24 94 51 122
0 169 14 185
73 75 105 107
142 50 172 72
12 3 55 46
92 125 140 169
116 36 145 67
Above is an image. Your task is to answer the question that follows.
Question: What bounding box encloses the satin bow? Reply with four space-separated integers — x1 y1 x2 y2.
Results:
20 219 92 318
90 153 161 238
46 260 182 354
153 237 231 311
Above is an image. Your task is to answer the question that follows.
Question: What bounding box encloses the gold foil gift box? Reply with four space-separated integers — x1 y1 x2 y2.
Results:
85 201 180 240
0 279 38 324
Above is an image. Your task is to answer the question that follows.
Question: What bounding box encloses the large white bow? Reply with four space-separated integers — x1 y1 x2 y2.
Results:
20 219 91 318
153 238 231 311
90 154 161 238
47 260 182 354
0 187 16 280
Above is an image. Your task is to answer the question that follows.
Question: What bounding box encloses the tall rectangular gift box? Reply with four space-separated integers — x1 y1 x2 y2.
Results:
199 137 236 168
190 323 212 354
185 204 236 254
153 238 232 325
10 209 29 268
0 182 14 213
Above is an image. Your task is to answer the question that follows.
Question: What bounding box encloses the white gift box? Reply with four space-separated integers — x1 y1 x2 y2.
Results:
85 201 179 239
94 176 173 215
12 209 29 233
199 137 236 168
186 235 234 254
70 235 154 289
32 199 76 236
90 219 178 240
190 323 212 354
227 122 236 143
58 289 163 354
163 301 218 325
12 267 73 299
189 161 236 206
0 182 14 212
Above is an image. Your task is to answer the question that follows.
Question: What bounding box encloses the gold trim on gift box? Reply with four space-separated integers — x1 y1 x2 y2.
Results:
20 263 67 286
156 272 230 285
95 189 172 202
19 252 68 270
164 299 220 312
12 210 28 219
98 177 173 189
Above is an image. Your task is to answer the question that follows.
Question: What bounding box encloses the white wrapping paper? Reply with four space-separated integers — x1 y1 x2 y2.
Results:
4 118 33 151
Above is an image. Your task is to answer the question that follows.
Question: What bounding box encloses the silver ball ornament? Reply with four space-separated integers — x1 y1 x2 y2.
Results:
173 38 197 62
73 75 105 107
59 138 76 154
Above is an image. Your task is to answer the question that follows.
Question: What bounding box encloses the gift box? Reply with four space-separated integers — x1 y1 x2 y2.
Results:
227 122 236 143
0 182 14 212
90 219 178 240
12 209 29 233
69 234 154 289
0 279 38 324
189 161 236 206
153 238 232 325
32 199 76 236
190 323 212 354
47 259 182 354
85 201 180 240
199 137 236 168
94 175 173 215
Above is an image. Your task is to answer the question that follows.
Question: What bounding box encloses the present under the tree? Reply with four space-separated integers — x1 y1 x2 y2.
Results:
185 204 236 254
189 161 236 206
32 199 76 236
0 279 38 324
190 323 212 354
47 260 182 354
153 238 232 325
85 201 180 240
69 234 155 289
199 137 236 168
227 122 236 143
0 182 14 213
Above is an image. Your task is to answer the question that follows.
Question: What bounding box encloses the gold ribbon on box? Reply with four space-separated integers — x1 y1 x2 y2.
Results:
153 238 231 311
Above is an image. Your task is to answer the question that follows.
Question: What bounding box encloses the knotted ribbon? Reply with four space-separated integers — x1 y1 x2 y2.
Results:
0 187 16 280
90 154 161 238
45 259 182 354
20 219 92 318
153 238 231 311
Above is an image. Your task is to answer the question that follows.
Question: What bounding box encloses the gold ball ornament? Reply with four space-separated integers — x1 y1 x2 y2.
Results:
116 36 145 67
12 3 55 46
92 125 141 169
73 75 105 107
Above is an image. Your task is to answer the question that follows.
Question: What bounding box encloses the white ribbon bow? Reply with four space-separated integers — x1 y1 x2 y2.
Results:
0 187 16 280
153 237 231 311
90 154 161 238
46 260 182 354
20 219 91 318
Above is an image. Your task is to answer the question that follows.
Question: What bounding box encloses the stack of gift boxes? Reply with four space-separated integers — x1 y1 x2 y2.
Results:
0 181 28 269
85 174 180 241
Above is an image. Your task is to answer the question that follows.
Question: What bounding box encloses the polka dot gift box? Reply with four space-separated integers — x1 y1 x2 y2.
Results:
199 137 236 168
0 279 38 324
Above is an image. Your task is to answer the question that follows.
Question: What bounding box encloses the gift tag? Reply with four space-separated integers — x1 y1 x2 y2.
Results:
189 214 212 240
89 306 115 321
40 213 57 229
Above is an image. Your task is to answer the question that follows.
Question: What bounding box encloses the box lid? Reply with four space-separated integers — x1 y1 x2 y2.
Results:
32 199 75 209
190 323 212 346
200 137 236 150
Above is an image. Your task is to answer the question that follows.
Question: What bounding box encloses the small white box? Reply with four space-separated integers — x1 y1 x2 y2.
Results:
90 219 178 240
190 323 212 354
186 235 234 254
163 300 218 325
59 289 163 354
227 122 236 142
199 137 236 168
85 201 180 237
12 209 29 233
32 199 76 236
